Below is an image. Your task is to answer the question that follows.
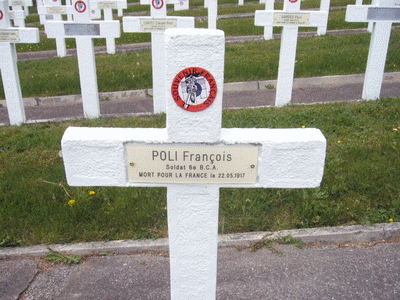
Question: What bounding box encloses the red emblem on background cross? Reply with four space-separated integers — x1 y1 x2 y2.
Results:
74 0 87 13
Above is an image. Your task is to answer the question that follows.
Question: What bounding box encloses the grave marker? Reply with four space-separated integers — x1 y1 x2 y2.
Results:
255 0 328 106
61 28 327 299
9 0 32 27
204 0 217 29
122 0 194 113
42 0 120 118
0 0 39 125
91 0 127 54
346 0 400 100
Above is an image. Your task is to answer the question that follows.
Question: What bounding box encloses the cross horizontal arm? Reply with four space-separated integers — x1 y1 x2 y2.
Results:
140 0 184 4
91 0 127 10
37 5 74 15
61 127 326 188
9 9 25 19
123 16 194 32
44 20 120 38
346 5 400 22
10 0 32 6
0 27 39 43
255 10 328 27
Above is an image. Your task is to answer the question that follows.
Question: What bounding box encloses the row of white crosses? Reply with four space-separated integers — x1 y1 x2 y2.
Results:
346 0 400 100
0 0 39 125
61 28 327 300
43 0 120 118
37 0 126 56
123 0 194 113
255 0 329 106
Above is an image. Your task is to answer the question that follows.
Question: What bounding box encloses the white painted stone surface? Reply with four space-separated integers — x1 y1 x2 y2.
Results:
205 0 217 29
346 0 399 100
317 0 330 35
61 28 326 300
0 0 39 125
62 127 326 188
255 0 328 107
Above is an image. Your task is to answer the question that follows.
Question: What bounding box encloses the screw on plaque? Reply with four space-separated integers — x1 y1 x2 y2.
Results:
130 162 135 167
250 164 255 169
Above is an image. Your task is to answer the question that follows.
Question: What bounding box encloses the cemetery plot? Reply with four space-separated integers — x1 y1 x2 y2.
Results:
346 0 400 100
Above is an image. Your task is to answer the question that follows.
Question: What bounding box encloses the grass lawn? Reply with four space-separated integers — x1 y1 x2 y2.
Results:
1 98 400 246
3 30 399 99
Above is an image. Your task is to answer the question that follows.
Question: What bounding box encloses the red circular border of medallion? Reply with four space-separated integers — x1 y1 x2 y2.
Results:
171 67 217 112
288 0 298 3
74 0 87 13
0 10 3 20
152 0 164 9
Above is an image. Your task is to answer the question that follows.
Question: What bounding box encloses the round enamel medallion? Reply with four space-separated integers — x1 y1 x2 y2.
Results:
171 67 217 112
74 0 87 13
152 0 164 9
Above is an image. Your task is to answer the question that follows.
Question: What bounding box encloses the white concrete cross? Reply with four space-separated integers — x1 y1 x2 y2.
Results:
38 0 68 57
61 28 327 300
0 0 39 125
91 0 127 54
9 0 32 27
346 0 400 100
122 0 194 113
317 0 330 35
42 0 120 118
255 0 328 106
204 0 217 29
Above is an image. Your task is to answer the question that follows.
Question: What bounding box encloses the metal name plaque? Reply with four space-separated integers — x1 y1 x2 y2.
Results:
11 0 25 5
126 144 259 184
140 19 177 32
367 8 400 21
98 1 118 9
47 6 67 14
0 30 20 42
64 24 100 36
274 13 310 25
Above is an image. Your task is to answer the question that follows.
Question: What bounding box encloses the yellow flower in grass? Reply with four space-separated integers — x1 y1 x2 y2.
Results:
89 191 96 195
68 199 76 207
389 218 394 223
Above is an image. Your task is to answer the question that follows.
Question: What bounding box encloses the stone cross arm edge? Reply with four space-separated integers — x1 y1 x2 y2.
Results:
255 10 328 27
61 126 326 188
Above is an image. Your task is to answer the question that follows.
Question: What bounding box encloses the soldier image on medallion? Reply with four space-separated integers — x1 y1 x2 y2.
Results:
180 74 208 108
